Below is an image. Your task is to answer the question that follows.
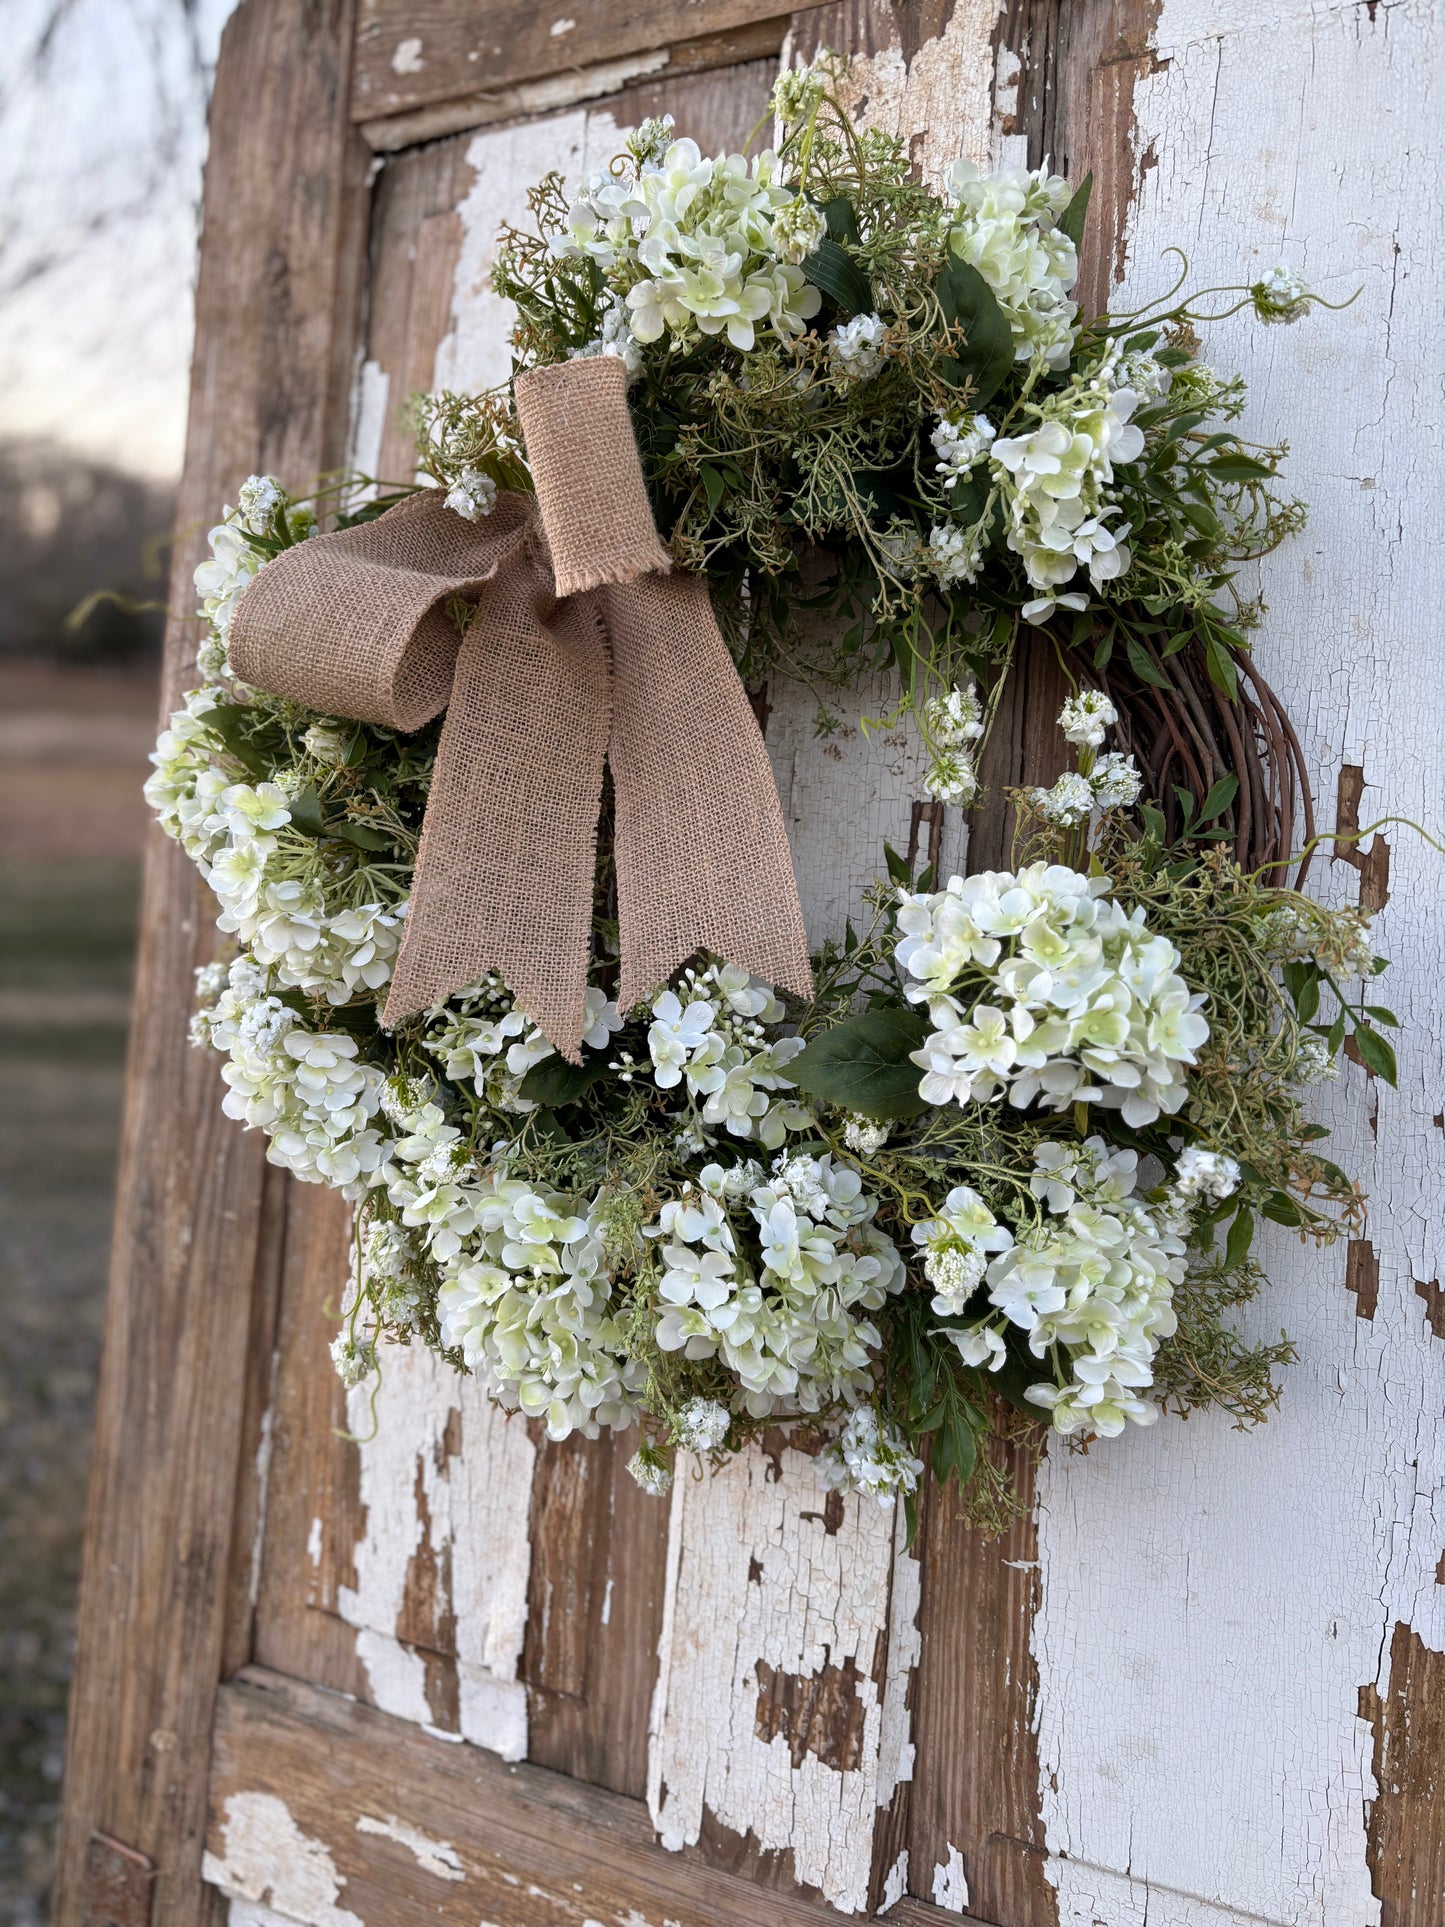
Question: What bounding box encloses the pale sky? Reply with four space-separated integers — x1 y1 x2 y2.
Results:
0 0 239 480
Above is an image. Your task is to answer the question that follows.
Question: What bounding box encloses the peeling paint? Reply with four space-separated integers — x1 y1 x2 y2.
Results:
202 1792 363 1927
354 1812 464 1881
931 1843 970 1913
1034 1 1445 1921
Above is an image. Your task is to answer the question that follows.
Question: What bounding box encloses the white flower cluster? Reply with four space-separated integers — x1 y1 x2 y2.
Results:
425 976 618 1116
1029 751 1142 826
145 519 411 1009
435 1173 646 1441
922 682 985 806
914 1138 1187 1437
897 862 1210 1127
1251 263 1313 325
644 963 811 1149
557 136 823 354
444 466 498 521
944 160 1079 369
649 1153 905 1414
931 409 995 488
828 311 888 381
820 1406 923 1509
990 354 1144 621
196 959 390 1193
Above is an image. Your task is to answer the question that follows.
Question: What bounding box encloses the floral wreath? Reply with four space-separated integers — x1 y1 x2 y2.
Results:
148 61 1393 1524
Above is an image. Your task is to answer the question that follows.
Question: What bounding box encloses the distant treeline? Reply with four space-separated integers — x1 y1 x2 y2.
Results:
0 439 173 662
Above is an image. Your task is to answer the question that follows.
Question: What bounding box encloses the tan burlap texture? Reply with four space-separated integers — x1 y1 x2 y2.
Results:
228 354 812 1060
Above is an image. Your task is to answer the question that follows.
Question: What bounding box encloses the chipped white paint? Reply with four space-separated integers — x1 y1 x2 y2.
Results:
247 1355 278 1607
203 1792 363 1927
390 36 423 76
647 1444 899 1914
790 0 1005 189
338 1344 534 1759
550 16 577 36
306 1515 323 1568
227 1901 311 1927
362 52 670 154
930 1843 969 1913
346 357 390 499
354 1812 465 1880
876 1509 921 1806
880 1851 909 1910
1032 3 1445 1924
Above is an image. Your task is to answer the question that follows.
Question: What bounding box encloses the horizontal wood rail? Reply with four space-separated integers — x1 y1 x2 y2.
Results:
208 1667 983 1924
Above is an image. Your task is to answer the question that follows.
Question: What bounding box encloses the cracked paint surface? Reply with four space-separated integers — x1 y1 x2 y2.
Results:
1032 3 1443 1923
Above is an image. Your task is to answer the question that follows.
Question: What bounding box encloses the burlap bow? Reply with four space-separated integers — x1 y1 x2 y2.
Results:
228 356 812 1061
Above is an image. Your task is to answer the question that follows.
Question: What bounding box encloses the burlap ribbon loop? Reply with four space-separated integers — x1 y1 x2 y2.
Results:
228 355 812 1060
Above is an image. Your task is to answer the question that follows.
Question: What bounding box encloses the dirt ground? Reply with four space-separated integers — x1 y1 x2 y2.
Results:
0 662 158 1923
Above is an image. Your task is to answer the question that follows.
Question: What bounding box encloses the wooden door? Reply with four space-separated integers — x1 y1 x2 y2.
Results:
55 4 1443 1925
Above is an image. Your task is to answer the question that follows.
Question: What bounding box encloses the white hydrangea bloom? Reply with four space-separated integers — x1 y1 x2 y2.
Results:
828 311 888 380
989 354 1144 610
237 473 284 534
194 520 262 646
330 1331 377 1387
1171 1146 1240 1202
556 137 822 353
931 410 995 487
445 466 498 521
771 64 827 124
568 294 645 379
820 1408 923 1509
896 862 1210 1127
843 1115 890 1155
1252 263 1312 324
1058 688 1118 747
674 1396 732 1452
627 1447 675 1496
944 160 1078 368
1028 769 1095 827
1089 751 1142 809
927 521 983 588
925 1138 1185 1438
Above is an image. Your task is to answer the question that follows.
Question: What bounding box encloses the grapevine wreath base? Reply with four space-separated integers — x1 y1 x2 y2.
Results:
147 61 1391 1523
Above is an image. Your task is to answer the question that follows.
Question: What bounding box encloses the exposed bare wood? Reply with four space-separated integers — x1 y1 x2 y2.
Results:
360 15 788 151
523 1426 670 1797
1360 1622 1445 1927
352 0 825 122
206 1667 960 1925
1346 1239 1380 1323
52 6 372 1918
80 1833 156 1927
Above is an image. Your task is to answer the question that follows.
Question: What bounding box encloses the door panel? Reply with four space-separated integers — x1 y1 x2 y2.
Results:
57 4 1444 1925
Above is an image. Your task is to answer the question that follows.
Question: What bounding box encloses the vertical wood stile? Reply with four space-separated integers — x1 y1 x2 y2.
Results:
52 3 372 1920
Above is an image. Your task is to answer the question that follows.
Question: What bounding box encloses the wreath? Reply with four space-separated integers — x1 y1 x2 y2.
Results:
148 61 1392 1526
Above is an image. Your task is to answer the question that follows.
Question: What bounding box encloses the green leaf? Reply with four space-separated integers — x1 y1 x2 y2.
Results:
804 237 873 318
1056 171 1093 248
1206 452 1277 482
1326 1010 1347 1054
1198 773 1239 822
820 195 861 247
1363 1005 1399 1026
883 841 912 886
1351 1023 1398 1085
935 255 1015 408
789 1007 931 1120
518 1053 609 1106
287 784 327 837
200 701 270 775
1294 972 1320 1025
1224 1206 1255 1270
700 464 726 516
1260 1191 1303 1227
1203 631 1239 700
1125 631 1172 689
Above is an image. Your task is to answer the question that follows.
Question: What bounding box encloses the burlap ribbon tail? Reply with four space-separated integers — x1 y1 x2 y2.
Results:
228 356 812 1061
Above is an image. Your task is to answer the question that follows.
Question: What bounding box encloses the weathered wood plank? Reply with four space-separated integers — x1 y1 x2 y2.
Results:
205 1666 960 1925
352 0 814 123
52 3 372 1920
646 1439 915 1914
1031 2 1445 1922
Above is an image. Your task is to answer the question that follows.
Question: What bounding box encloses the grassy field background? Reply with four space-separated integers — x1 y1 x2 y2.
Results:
0 665 155 1924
